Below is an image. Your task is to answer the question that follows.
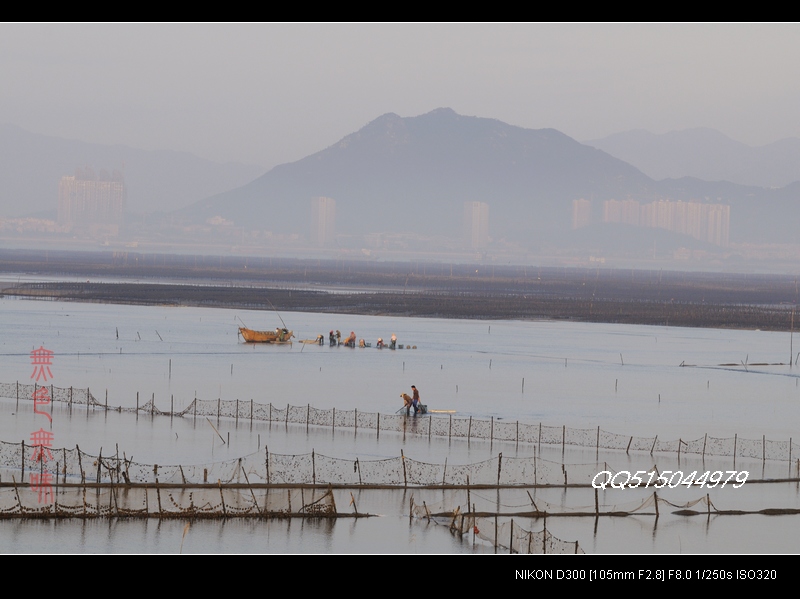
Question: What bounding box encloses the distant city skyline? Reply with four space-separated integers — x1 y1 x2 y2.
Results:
1 23 799 169
58 168 125 231
602 199 730 247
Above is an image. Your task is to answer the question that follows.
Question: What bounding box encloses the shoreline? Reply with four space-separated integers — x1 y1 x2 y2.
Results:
0 249 797 331
3 280 796 332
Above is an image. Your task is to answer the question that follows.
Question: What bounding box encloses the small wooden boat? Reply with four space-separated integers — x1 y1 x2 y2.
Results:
238 327 294 344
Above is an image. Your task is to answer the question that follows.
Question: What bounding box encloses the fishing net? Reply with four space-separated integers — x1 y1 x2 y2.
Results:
0 436 783 488
408 495 583 554
0 485 336 518
4 381 800 469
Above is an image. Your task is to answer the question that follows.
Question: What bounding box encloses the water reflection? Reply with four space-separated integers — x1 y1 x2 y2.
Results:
1 298 799 553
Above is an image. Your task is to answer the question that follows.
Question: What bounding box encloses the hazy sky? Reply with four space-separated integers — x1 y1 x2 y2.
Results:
2 23 799 169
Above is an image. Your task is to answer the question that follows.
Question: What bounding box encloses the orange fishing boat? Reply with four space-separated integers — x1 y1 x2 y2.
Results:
238 327 294 343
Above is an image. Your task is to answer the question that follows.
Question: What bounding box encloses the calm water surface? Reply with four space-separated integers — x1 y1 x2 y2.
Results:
1 297 799 553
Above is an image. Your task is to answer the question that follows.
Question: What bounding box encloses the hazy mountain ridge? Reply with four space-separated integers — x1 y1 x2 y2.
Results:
0 124 264 217
586 128 800 188
185 108 655 241
4 111 798 249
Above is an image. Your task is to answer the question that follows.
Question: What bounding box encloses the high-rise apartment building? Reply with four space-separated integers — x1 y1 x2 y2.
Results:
58 167 125 229
602 198 729 246
603 199 640 226
311 196 336 246
463 201 489 249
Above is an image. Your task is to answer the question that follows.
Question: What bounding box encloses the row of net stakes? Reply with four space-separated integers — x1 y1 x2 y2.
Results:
409 495 581 554
7 382 800 471
192 399 797 475
2 481 345 520
10 441 512 488
14 394 793 476
9 437 800 488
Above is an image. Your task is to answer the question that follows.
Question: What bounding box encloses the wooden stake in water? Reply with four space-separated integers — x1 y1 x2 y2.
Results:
206 418 225 444
596 426 600 459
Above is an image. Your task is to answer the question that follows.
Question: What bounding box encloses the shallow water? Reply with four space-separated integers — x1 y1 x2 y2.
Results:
1 297 799 553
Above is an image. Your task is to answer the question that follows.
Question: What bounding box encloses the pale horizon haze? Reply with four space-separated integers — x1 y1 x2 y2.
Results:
2 23 799 169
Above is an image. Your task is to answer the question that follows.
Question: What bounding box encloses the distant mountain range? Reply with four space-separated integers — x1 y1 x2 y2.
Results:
184 109 799 246
185 108 653 242
586 128 800 188
2 112 798 249
0 124 264 217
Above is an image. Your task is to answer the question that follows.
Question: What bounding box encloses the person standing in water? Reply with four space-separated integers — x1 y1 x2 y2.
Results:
411 385 420 414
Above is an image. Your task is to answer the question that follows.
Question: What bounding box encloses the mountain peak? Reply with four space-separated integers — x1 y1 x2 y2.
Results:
424 107 458 117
